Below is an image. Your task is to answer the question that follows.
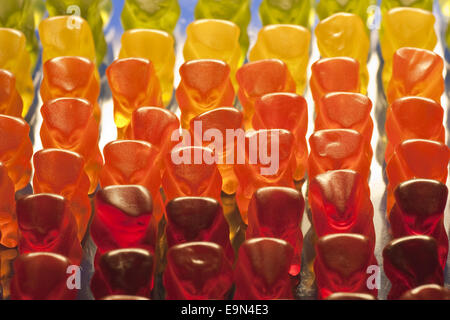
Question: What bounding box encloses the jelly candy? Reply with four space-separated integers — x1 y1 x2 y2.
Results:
316 0 373 22
0 70 23 117
259 0 311 27
0 163 17 248
400 284 450 300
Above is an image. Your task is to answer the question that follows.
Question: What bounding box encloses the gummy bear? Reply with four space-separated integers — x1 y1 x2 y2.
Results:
326 292 376 300
310 57 360 110
379 8 437 90
189 107 243 195
90 248 154 300
38 16 97 64
253 93 308 181
99 140 164 222
119 29 175 106
259 0 311 27
121 0 180 34
380 0 434 14
385 97 445 162
16 193 82 265
176 59 235 129
246 187 304 278
234 129 296 224
106 58 163 139
0 28 34 117
309 170 376 248
10 252 76 300
234 238 294 300
40 98 103 194
316 0 373 23
314 233 377 299
387 48 443 105
0 163 17 248
0 115 32 191
102 295 149 300
389 179 448 269
386 139 449 213
194 0 251 66
46 0 107 65
315 13 370 93
249 24 311 94
0 70 23 117
164 242 233 300
40 56 101 122
400 284 450 300
383 235 443 300
162 146 223 203
308 129 372 182
183 19 241 87
0 248 17 299
33 149 91 242
236 59 296 130
315 92 373 146
166 197 234 262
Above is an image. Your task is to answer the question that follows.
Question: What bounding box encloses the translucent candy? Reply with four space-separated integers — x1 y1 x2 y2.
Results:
316 0 373 22
0 70 23 117
0 163 17 248
400 284 450 300
259 0 311 27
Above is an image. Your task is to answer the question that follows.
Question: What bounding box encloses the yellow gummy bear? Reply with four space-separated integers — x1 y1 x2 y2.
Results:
119 29 175 106
0 28 34 117
183 19 241 88
380 0 433 14
249 24 311 94
316 0 375 23
315 13 370 94
38 15 96 64
379 7 436 91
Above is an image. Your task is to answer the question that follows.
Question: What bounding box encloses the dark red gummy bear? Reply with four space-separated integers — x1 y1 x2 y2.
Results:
165 197 234 262
234 238 294 300
383 235 444 300
163 242 233 300
246 187 304 277
400 284 450 300
389 179 448 269
90 248 154 299
16 193 82 265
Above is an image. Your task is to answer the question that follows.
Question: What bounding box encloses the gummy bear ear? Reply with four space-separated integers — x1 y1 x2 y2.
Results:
180 59 231 95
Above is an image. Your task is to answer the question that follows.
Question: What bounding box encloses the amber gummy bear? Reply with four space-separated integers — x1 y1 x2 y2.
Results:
246 187 304 278
234 129 296 224
16 193 82 265
253 92 308 181
385 97 444 162
162 146 223 203
189 107 243 195
308 129 372 182
106 58 163 138
40 56 101 122
389 179 448 269
385 139 449 213
315 92 373 146
91 185 155 265
314 233 377 300
0 115 32 191
387 47 444 104
163 242 233 300
236 59 296 129
90 248 154 300
234 238 294 300
383 235 443 300
310 57 360 111
0 163 17 248
0 69 23 117
10 252 76 300
40 98 103 194
309 170 375 248
176 59 235 129
166 197 234 262
33 149 91 242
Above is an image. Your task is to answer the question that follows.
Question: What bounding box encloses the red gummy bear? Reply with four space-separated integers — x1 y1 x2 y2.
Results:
246 187 304 278
400 284 450 300
234 238 294 300
0 162 17 248
16 193 82 265
314 233 378 300
90 248 154 300
389 179 448 269
383 235 444 300
10 252 76 300
253 92 308 181
163 242 233 300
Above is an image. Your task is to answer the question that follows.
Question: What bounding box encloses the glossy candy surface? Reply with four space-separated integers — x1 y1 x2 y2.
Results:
0 70 23 117
400 284 450 300
0 163 17 248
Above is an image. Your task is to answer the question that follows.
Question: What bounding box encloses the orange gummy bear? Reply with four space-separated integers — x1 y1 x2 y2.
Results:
0 70 23 117
0 163 17 248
